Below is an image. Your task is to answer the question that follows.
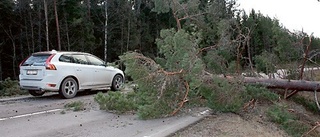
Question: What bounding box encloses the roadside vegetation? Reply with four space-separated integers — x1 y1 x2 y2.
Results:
267 103 311 137
64 101 85 111
0 78 27 97
92 1 320 136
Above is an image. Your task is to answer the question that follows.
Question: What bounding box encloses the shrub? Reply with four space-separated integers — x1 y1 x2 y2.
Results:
64 101 85 111
137 100 172 119
200 77 245 113
0 78 27 96
200 79 279 113
94 92 138 114
243 84 279 102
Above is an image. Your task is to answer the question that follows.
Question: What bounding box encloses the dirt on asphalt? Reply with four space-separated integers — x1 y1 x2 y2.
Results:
171 96 320 137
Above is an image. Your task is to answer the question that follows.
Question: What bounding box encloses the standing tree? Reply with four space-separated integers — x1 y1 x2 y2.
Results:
53 0 61 50
104 0 108 62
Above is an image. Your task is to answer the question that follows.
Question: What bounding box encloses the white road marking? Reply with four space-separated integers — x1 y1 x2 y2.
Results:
0 108 62 121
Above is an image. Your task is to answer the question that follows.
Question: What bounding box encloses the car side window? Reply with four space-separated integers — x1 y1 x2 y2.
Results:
59 55 74 63
72 55 88 65
86 55 105 66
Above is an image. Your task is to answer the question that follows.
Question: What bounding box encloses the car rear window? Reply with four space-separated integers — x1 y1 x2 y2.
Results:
21 54 51 66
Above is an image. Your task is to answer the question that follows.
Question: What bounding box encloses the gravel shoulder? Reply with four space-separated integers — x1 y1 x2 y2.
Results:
171 98 320 137
171 113 289 137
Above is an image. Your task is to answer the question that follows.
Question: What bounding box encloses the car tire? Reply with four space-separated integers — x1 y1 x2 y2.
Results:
59 77 78 99
28 90 45 96
111 74 123 91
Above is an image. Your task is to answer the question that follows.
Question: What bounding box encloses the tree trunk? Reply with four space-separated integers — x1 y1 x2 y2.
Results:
87 0 91 18
64 13 70 51
53 0 61 51
104 0 108 63
127 18 130 52
44 0 49 51
19 29 24 59
29 12 35 53
244 77 320 92
24 15 30 55
38 1 42 51
300 35 313 80
0 44 2 81
0 56 2 81
4 28 17 79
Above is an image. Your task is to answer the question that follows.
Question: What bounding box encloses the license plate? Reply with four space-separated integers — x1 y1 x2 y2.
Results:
26 70 37 75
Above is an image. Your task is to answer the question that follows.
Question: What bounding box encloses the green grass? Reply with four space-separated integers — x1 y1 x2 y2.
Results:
266 104 309 137
291 96 319 114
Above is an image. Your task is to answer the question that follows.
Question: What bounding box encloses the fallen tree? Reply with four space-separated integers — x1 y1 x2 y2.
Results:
243 77 320 92
241 77 320 111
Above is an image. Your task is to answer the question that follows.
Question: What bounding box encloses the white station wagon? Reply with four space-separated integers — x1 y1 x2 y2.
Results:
19 50 124 98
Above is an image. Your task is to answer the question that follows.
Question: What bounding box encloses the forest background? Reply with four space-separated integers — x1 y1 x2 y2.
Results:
1 0 320 81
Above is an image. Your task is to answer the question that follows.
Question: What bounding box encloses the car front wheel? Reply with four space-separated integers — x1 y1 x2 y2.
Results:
111 74 123 91
59 77 78 99
29 90 45 97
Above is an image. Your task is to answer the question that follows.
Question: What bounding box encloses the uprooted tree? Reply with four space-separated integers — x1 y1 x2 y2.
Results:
94 0 320 120
91 1 320 136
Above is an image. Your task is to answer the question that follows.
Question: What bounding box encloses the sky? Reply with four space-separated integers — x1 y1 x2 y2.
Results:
237 0 320 37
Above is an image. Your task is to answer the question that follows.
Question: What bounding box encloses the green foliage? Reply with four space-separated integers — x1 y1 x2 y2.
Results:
199 77 245 113
199 78 278 113
254 51 278 74
282 120 309 137
203 50 228 74
291 96 319 114
94 92 138 114
266 104 309 137
64 101 85 111
267 104 296 124
151 0 170 14
0 78 27 96
137 100 172 119
243 85 279 102
116 29 206 119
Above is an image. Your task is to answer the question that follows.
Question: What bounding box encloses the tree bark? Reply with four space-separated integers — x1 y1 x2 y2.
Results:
29 12 35 53
104 0 108 63
300 35 313 80
4 27 17 79
244 77 320 92
38 0 42 51
54 0 61 51
0 43 2 81
44 0 49 51
64 13 70 51
0 56 2 81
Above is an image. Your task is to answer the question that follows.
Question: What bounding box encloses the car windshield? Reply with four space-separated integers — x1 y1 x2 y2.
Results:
22 54 51 66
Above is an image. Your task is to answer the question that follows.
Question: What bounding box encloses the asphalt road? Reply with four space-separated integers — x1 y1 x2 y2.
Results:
0 92 206 137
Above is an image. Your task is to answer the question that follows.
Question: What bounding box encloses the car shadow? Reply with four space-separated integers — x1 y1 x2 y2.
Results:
33 90 110 100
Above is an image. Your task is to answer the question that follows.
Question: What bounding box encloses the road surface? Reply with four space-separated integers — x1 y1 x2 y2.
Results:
0 92 205 137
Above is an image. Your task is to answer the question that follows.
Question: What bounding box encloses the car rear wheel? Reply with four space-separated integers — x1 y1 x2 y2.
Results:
111 74 123 91
59 77 78 99
28 90 45 96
